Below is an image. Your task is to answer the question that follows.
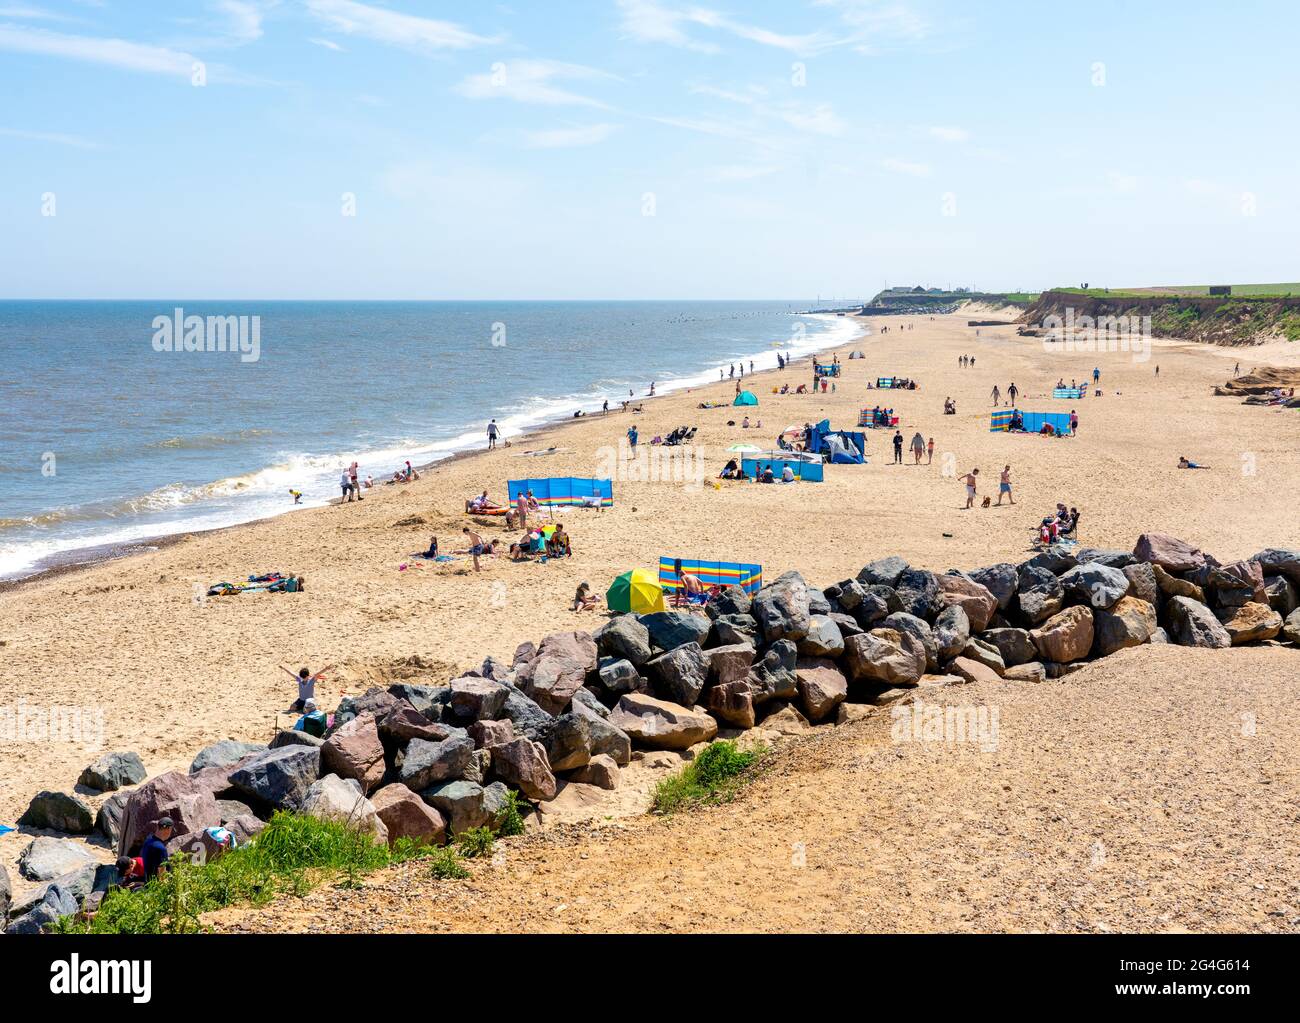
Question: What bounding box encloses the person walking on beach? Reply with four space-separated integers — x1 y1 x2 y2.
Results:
649 382 656 396
892 430 904 464
927 437 934 464
749 360 754 374
1093 366 1101 385
910 432 925 464
340 467 353 502
970 356 976 368
350 461 362 500
462 526 486 572
1069 408 1079 434
991 384 1001 406
487 419 500 449
730 364 735 379
627 425 638 451
602 399 609 414
1008 382 1018 404
996 465 1014 506
961 468 980 509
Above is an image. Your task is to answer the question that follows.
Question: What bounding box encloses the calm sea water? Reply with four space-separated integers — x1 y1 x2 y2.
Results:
0 301 861 579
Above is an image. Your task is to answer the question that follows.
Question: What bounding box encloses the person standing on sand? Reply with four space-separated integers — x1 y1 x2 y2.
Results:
961 468 980 509
1008 382 1018 404
910 432 925 464
350 461 362 500
892 430 904 464
627 425 638 451
462 526 486 572
997 465 1014 506
1069 408 1079 434
1093 367 1101 384
927 437 935 464
991 384 1001 406
515 492 528 532
340 467 353 502
602 399 609 414
487 419 500 449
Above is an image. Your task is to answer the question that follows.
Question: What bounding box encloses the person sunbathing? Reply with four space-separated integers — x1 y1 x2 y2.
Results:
1178 456 1210 469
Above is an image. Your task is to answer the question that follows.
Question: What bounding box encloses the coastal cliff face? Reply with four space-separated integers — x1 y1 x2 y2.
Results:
1023 290 1300 346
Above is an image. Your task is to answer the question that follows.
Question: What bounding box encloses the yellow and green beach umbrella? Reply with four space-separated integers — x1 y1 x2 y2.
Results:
607 568 665 614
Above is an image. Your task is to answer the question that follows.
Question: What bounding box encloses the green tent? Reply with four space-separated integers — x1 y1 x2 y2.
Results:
733 390 759 406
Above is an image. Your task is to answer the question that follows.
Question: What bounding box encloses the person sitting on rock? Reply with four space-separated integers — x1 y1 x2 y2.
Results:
294 699 329 738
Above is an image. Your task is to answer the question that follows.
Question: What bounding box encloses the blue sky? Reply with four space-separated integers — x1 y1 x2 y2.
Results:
1 0 1297 299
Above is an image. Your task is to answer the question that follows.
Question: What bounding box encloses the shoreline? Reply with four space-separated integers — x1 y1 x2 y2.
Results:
1 319 866 592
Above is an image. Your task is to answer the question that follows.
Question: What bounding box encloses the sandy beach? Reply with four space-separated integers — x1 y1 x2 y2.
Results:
4 309 1299 917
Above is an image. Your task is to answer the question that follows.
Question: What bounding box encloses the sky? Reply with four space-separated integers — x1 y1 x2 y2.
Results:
1 0 1297 300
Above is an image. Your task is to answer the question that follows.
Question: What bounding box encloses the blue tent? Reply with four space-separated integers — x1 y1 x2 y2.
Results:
507 478 614 507
733 390 759 406
806 419 866 464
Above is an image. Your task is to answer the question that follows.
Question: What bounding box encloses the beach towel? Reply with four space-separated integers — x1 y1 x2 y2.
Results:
0 824 14 837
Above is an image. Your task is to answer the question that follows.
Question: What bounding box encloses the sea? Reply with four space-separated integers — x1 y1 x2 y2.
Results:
0 300 863 580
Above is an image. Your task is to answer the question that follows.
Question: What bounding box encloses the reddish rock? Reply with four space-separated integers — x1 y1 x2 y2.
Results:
1133 533 1206 572
936 575 999 632
117 771 222 857
321 713 386 794
568 754 619 790
1030 606 1095 664
609 693 719 750
795 658 848 722
467 719 515 750
707 680 756 729
491 738 558 801
1217 602 1283 645
947 656 1001 684
370 783 447 846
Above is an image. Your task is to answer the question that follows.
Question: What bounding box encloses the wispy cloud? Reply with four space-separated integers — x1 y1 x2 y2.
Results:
620 0 938 57
706 163 780 182
0 4 73 20
0 126 101 148
456 60 617 108
813 0 936 53
524 123 616 148
303 0 497 52
927 125 969 143
0 23 199 76
617 0 836 56
308 36 343 51
213 0 274 43
881 157 932 177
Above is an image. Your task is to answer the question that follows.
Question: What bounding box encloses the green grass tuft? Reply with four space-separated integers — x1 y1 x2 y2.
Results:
652 740 763 814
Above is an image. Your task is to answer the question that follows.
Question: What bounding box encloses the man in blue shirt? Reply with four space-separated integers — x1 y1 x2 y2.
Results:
141 816 174 882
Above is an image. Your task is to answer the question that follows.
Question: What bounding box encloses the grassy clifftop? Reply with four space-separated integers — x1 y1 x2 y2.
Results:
1024 289 1300 345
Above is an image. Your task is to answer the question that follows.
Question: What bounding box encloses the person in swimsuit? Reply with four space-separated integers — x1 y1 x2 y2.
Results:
462 526 486 572
961 468 980 509
997 465 1014 506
